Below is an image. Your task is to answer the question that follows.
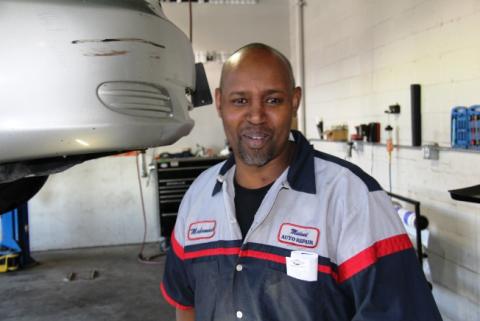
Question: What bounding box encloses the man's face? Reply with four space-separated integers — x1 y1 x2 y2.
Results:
215 51 301 167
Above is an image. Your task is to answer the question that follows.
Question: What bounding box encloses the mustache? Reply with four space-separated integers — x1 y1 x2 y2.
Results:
239 126 273 138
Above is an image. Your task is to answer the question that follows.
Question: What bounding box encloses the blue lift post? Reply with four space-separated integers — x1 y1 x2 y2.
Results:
0 203 36 271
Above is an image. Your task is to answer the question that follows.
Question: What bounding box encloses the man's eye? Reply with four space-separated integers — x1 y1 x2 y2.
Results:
232 98 248 105
266 97 283 105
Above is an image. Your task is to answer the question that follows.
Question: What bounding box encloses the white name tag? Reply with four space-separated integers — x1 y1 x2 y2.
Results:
277 223 319 248
188 220 216 240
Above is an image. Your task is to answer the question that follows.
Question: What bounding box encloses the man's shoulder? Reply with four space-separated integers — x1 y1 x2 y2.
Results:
186 160 226 195
311 149 383 193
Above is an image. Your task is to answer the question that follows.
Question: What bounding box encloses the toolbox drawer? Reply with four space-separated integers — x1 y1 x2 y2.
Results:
157 157 227 245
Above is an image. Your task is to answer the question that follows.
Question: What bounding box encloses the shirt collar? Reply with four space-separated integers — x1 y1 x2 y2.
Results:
212 130 316 196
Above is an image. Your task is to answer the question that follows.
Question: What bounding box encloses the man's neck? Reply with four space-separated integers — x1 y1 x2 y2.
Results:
234 142 295 189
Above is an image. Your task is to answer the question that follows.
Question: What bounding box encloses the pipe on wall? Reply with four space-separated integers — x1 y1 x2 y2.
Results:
296 0 307 134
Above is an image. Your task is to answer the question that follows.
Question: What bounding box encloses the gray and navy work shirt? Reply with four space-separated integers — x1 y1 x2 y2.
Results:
161 130 442 321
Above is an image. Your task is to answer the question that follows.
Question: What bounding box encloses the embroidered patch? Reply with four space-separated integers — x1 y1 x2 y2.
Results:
277 223 319 248
188 220 216 240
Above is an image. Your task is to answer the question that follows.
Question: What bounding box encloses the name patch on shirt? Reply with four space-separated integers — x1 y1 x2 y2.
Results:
188 220 216 240
277 223 319 248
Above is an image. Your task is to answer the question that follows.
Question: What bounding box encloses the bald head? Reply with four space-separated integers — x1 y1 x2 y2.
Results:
219 43 295 90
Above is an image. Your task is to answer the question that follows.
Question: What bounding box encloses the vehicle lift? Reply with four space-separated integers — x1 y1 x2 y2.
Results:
0 203 36 272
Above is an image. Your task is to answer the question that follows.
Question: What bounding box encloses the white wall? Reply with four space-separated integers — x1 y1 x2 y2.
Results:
27 0 291 251
289 0 480 320
29 153 160 251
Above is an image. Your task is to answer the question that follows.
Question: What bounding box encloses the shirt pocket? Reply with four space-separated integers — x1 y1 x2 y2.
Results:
260 263 325 321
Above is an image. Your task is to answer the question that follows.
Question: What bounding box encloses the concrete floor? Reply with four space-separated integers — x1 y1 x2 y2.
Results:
0 244 175 321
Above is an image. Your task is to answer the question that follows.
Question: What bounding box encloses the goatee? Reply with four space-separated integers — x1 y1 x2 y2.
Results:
237 127 275 166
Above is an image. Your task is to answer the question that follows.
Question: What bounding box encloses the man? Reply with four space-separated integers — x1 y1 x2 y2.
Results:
161 43 442 321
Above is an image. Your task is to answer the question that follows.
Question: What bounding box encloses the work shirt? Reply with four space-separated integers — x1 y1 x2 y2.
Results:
161 130 443 321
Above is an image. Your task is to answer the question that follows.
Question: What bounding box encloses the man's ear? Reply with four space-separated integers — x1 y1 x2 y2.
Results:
292 86 302 115
214 88 222 117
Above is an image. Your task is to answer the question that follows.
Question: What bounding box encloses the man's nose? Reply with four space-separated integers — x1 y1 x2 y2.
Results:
246 100 266 124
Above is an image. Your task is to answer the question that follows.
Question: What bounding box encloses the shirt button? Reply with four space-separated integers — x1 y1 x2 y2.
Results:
236 311 243 319
236 264 243 272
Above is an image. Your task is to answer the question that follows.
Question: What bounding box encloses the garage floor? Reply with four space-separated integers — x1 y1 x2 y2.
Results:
0 244 175 321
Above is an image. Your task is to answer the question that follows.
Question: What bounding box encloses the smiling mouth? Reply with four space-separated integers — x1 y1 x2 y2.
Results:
241 131 271 149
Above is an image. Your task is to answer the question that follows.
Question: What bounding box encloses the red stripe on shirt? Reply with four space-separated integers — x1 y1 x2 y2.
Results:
184 247 241 259
239 249 286 264
171 233 240 260
171 234 338 280
240 249 338 279
337 233 413 283
160 282 193 311
318 264 338 282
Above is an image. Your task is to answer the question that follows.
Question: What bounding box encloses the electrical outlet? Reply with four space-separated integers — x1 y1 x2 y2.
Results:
422 144 439 160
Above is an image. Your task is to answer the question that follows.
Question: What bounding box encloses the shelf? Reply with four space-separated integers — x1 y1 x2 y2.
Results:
309 138 480 154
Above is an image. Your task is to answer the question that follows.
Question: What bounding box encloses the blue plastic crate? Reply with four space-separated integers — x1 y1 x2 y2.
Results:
451 106 469 148
469 105 480 150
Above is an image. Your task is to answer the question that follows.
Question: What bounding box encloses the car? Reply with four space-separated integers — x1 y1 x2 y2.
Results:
0 0 211 212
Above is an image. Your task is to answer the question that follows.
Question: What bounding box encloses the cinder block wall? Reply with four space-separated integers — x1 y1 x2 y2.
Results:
289 1 480 320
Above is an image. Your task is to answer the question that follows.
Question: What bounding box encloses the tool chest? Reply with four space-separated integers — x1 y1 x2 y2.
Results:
156 157 227 246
